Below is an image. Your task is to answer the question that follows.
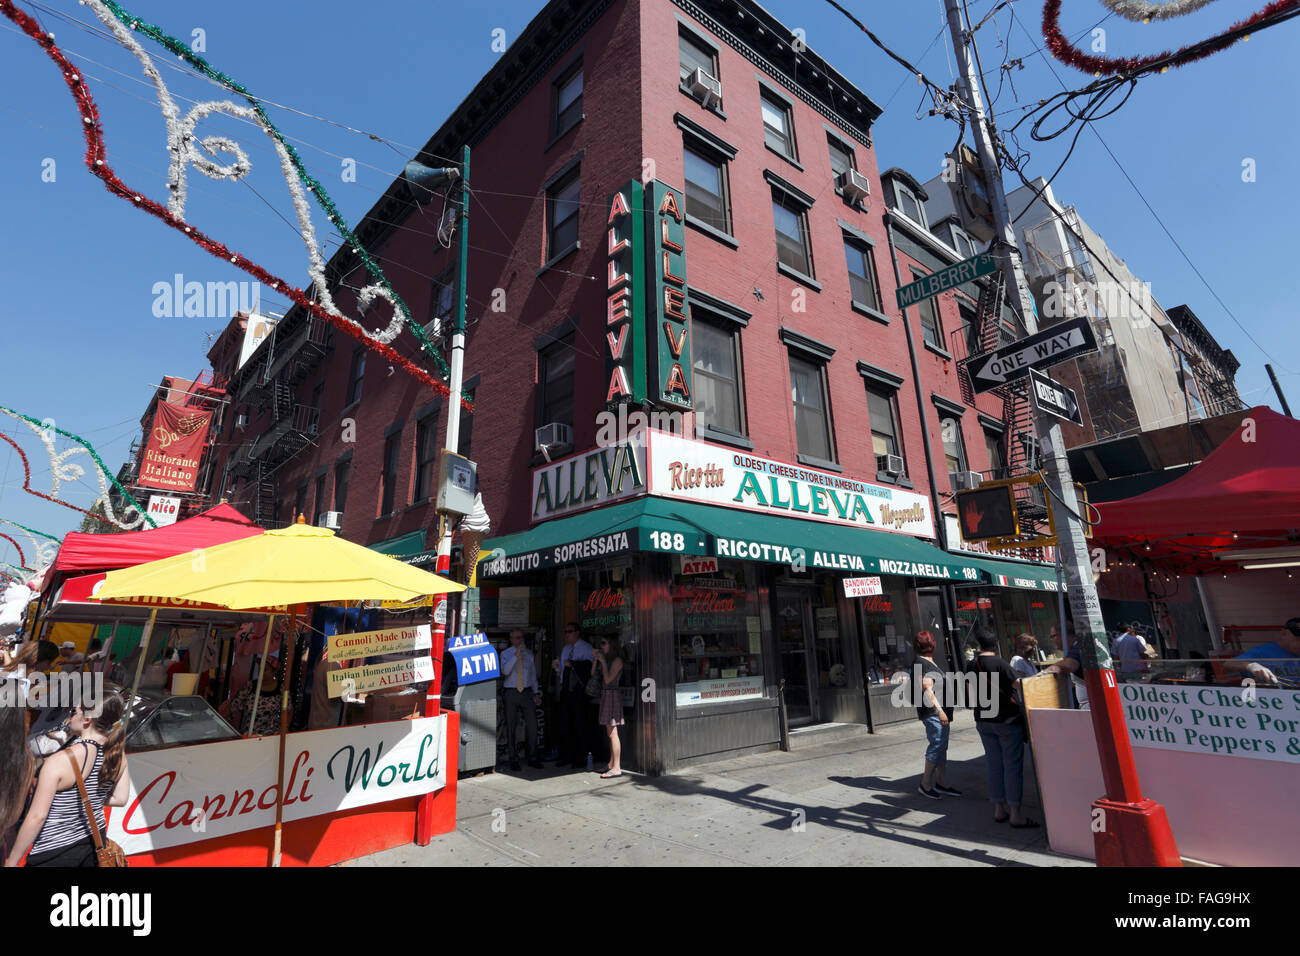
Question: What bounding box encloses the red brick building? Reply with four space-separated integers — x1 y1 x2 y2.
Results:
207 0 1061 771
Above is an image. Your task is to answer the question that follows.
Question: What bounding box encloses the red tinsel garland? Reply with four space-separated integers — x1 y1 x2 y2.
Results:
0 432 112 524
0 0 470 411
1043 0 1299 75
0 533 27 568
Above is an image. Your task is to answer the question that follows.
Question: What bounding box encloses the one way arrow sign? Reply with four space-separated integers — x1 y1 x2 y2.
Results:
1028 367 1083 426
960 316 1098 394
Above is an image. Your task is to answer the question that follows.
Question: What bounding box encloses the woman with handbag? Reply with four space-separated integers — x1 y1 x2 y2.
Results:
4 693 130 867
593 637 625 778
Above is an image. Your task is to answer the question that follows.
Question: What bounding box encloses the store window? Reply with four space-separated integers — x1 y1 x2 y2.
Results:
857 577 921 687
674 560 764 707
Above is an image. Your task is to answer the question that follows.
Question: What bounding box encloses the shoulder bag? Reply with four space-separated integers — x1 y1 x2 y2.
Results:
67 748 128 868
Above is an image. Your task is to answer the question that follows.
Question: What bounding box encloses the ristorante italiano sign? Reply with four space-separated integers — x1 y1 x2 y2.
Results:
646 432 935 538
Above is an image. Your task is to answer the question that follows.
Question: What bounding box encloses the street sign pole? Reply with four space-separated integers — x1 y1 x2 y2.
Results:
944 0 1179 865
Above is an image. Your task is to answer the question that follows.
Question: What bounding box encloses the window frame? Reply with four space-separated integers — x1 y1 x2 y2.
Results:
895 181 926 226
552 58 584 139
826 134 856 192
413 415 439 504
682 139 733 239
426 267 456 337
843 236 881 313
865 384 906 478
786 350 837 468
545 166 581 264
345 348 365 407
950 224 976 259
334 459 350 514
380 433 400 517
679 28 720 85
690 311 747 441
760 88 797 162
538 335 576 430
313 472 327 526
772 189 814 280
910 269 944 350
983 427 1006 480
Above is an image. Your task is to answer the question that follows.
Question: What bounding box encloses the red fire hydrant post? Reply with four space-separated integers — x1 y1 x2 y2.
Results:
1081 664 1181 866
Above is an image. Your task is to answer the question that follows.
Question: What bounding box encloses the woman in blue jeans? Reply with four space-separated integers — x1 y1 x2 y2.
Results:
969 629 1038 827
914 631 961 800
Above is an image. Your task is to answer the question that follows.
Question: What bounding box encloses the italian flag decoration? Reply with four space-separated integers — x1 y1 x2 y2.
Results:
996 574 1010 587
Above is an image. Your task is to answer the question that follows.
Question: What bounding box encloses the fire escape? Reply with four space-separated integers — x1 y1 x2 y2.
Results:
228 314 332 525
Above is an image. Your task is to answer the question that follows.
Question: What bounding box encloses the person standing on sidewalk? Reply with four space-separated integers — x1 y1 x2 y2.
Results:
553 623 594 769
594 637 625 778
969 629 1038 828
914 631 961 800
501 630 543 770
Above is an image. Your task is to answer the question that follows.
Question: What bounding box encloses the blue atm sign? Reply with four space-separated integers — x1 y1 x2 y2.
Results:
447 633 499 685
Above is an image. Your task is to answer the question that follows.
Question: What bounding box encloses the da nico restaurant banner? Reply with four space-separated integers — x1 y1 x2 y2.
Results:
137 401 213 492
105 716 448 855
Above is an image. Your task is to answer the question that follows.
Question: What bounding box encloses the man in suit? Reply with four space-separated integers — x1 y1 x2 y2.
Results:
500 630 543 770
553 622 594 769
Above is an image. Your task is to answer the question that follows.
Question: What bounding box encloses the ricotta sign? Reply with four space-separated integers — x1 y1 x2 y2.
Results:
646 431 935 538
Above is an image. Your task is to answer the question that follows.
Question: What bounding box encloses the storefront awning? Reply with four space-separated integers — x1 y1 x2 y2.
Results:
482 497 983 582
958 554 1066 592
368 529 427 558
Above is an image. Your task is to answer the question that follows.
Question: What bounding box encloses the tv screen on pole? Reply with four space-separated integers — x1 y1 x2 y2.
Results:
956 485 1019 542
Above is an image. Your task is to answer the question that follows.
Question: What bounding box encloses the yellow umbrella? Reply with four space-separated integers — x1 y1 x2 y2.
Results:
95 523 465 609
95 521 464 867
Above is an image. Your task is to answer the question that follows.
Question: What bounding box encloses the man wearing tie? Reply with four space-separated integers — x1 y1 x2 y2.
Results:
501 630 543 770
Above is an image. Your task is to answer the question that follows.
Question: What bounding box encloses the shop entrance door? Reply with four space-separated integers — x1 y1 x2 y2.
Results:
775 587 819 726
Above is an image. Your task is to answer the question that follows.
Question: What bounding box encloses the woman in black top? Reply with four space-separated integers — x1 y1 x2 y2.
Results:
914 631 961 800
969 629 1038 827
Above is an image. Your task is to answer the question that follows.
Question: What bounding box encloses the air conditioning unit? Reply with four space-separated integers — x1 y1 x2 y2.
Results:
317 511 342 530
837 169 871 205
535 422 573 462
687 67 722 106
949 470 983 491
876 453 904 476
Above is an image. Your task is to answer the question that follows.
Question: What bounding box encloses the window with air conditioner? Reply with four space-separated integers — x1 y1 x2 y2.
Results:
679 29 721 107
866 385 905 479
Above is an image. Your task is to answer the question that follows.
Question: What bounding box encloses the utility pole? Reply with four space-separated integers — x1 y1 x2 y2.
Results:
409 145 470 845
1266 364 1292 417
943 0 1179 865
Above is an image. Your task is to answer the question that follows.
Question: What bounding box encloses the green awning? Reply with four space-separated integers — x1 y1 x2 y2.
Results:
957 553 1066 592
482 497 983 582
368 529 427 558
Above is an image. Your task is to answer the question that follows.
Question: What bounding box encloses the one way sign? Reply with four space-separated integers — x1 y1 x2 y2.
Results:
1028 367 1083 426
961 316 1098 394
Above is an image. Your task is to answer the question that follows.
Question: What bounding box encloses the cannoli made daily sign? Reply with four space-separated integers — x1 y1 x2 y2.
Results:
327 624 432 660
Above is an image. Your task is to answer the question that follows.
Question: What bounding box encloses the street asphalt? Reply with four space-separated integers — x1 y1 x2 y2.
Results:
349 720 1090 867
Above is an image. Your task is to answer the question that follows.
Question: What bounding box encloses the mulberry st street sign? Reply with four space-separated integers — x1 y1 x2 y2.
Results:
895 251 996 309
961 315 1099 394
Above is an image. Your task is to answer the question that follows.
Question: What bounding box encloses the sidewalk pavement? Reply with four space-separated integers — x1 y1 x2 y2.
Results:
350 720 1090 867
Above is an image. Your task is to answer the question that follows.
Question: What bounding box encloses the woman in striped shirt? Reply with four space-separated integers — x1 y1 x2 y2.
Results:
4 693 130 867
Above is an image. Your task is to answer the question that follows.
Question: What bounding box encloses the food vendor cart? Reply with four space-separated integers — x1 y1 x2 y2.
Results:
86 521 466 867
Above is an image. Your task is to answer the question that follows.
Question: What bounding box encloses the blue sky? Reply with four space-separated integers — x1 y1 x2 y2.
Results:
0 0 1296 562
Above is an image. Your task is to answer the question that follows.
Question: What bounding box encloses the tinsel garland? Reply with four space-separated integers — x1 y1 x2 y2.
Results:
0 534 27 568
0 432 111 525
0 1 471 413
1099 0 1221 21
0 520 58 568
0 406 151 530
1043 0 1299 75
93 0 454 382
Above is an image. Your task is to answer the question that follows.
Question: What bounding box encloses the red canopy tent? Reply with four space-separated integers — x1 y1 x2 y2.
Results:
50 503 263 577
1092 406 1300 574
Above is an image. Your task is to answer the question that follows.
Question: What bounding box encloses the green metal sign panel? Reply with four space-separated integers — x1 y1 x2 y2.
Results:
895 251 996 309
644 181 693 410
605 180 646 404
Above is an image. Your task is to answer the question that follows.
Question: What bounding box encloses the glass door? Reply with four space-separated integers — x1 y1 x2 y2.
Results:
775 587 818 725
